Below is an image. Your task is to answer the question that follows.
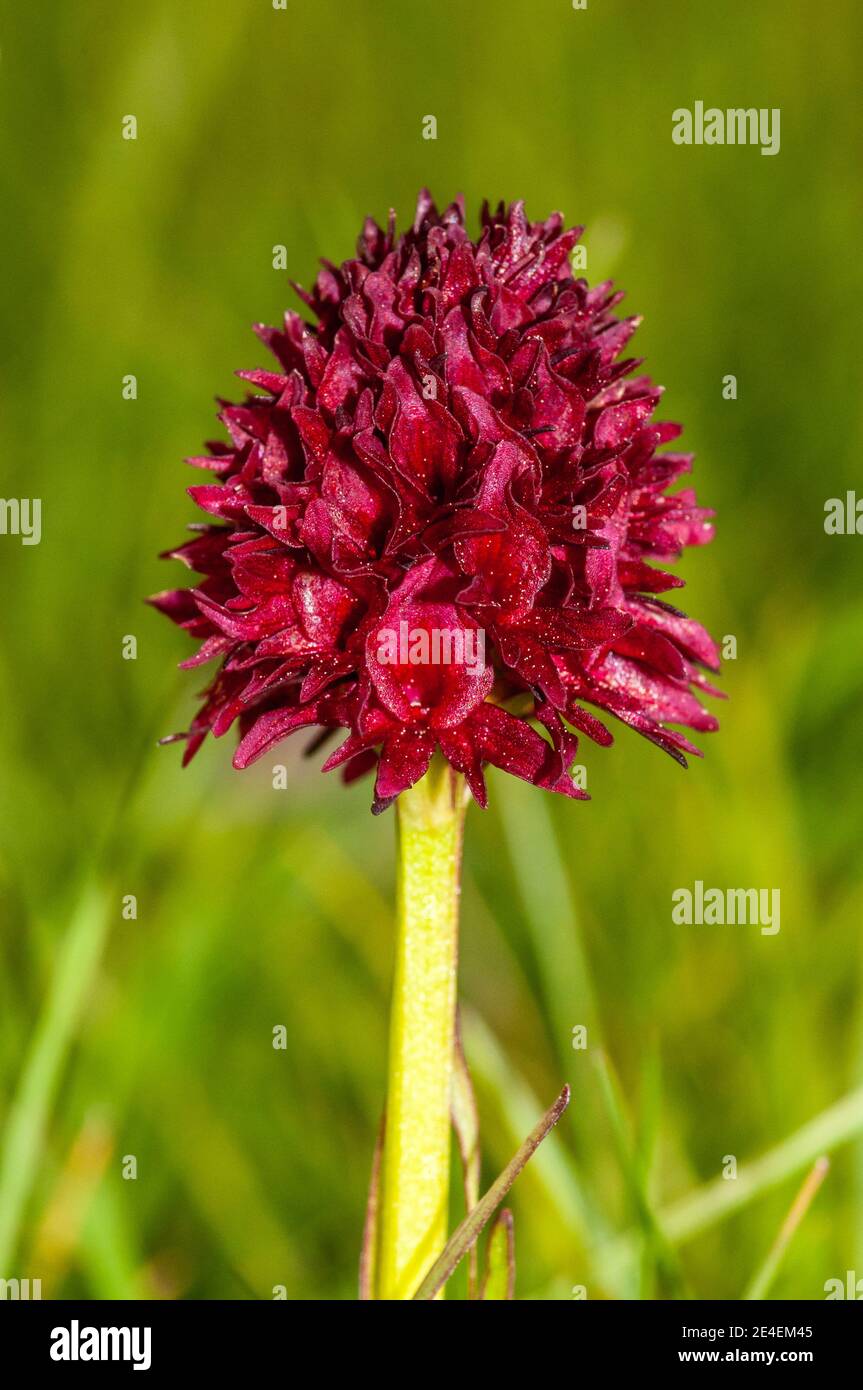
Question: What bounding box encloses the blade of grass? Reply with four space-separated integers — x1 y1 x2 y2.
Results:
152 1067 301 1296
635 1038 663 1187
634 1040 663 1298
602 1085 863 1285
742 1157 829 1300
480 1208 515 1300
461 1007 606 1248
462 1007 637 1296
0 882 109 1270
495 782 599 1056
593 1049 692 1299
80 1183 151 1301
30 1110 114 1294
451 1016 480 1297
412 1086 569 1301
662 1090 860 1245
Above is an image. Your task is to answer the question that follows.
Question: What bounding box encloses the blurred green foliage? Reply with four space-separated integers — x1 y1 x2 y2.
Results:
1 0 862 1299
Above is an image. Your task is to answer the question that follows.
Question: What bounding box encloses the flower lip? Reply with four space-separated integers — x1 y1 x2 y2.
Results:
154 190 720 809
367 599 493 728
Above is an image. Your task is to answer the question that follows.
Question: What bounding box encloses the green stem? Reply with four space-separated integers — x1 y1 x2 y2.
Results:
377 759 466 1300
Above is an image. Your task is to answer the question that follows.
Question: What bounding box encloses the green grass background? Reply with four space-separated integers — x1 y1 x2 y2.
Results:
1 0 862 1299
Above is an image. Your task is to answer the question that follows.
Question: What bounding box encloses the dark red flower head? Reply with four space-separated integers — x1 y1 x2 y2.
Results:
152 192 720 812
